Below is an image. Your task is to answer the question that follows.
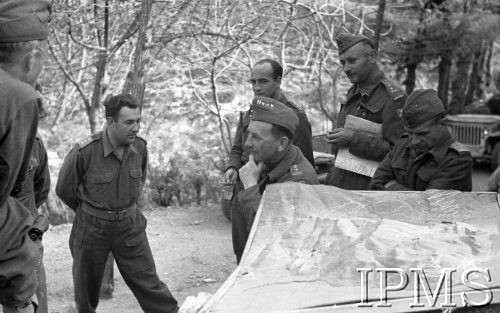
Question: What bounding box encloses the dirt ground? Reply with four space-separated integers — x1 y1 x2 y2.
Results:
43 202 235 313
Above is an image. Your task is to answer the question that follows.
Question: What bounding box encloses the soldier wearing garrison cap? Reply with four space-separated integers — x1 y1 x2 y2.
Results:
235 97 319 262
325 31 407 190
225 58 315 264
0 1 51 312
370 89 472 191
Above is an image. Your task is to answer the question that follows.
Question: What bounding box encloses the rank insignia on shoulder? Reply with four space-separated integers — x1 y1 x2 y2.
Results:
290 164 304 177
77 132 101 149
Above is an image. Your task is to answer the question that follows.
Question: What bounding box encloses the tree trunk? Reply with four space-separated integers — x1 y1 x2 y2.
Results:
448 54 471 114
437 51 452 111
373 0 386 52
89 54 107 134
404 62 417 95
464 49 482 109
100 0 154 298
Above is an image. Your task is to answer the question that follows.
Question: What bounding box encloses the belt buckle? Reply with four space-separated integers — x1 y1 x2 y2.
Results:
114 211 120 221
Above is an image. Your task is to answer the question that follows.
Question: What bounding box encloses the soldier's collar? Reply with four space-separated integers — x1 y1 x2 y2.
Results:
266 145 296 182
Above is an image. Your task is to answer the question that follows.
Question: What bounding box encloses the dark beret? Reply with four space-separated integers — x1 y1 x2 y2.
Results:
0 0 51 43
402 89 445 128
249 96 299 134
335 32 373 55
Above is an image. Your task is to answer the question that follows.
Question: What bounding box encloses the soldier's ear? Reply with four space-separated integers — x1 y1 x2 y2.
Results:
369 49 378 64
277 136 289 152
106 116 115 127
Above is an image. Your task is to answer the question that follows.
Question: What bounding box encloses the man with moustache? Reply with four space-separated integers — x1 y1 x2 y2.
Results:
325 32 406 190
0 1 51 312
370 89 472 191
237 97 319 237
225 59 315 263
56 94 178 313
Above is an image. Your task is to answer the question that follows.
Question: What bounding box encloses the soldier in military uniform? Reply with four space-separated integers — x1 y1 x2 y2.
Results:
369 89 473 191
56 95 178 313
0 1 51 312
237 97 319 247
325 32 406 190
225 59 315 263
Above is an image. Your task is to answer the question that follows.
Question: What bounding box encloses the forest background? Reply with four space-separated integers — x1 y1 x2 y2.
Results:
38 0 500 221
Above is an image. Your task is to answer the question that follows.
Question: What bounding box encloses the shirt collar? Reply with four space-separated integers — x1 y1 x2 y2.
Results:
102 127 138 157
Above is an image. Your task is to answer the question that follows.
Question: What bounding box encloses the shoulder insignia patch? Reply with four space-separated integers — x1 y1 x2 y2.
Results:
449 142 470 153
290 164 304 177
77 132 102 149
381 79 405 102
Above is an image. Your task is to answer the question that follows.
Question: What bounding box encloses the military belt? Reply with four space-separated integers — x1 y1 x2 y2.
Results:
80 202 137 221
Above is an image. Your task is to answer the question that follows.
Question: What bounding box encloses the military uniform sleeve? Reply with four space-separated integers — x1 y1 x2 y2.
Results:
350 94 405 161
227 112 246 171
33 139 50 208
487 167 500 192
293 110 315 167
426 151 473 191
370 150 396 190
142 144 148 185
56 146 84 211
237 185 262 231
0 199 39 307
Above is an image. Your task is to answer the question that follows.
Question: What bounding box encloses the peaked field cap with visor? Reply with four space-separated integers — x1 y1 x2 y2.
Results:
402 89 445 129
0 0 51 43
335 32 373 55
249 96 299 134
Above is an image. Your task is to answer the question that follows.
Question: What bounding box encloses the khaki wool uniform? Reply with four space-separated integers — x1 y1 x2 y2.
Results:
0 68 41 308
56 130 178 313
325 71 406 190
369 133 473 191
227 93 315 263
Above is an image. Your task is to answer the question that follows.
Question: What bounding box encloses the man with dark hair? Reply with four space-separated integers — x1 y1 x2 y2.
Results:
225 59 315 263
369 89 472 191
237 97 319 237
0 1 51 312
325 32 406 190
56 94 179 313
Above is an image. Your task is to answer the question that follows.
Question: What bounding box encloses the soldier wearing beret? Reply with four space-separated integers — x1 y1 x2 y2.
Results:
56 95 179 313
0 1 51 312
369 89 473 191
225 59 315 263
235 97 319 261
325 32 406 190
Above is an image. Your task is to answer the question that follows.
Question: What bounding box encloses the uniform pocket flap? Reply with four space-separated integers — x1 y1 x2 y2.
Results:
129 168 142 178
87 172 113 183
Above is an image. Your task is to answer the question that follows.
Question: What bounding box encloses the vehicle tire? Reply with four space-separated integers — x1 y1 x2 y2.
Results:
492 142 500 171
221 198 231 221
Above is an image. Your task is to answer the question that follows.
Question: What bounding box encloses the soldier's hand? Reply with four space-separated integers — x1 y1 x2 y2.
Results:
326 128 354 146
239 155 261 189
224 168 238 184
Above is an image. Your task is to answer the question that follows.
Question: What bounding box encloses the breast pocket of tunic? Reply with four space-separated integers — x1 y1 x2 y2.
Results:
129 168 142 198
86 171 114 202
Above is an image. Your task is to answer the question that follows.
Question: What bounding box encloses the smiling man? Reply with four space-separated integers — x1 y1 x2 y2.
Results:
369 89 472 191
56 94 178 313
325 32 406 190
237 97 318 245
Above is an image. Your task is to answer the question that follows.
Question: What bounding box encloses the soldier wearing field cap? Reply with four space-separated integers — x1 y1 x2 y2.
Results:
325 31 406 190
0 1 51 312
369 89 472 191
236 97 319 259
